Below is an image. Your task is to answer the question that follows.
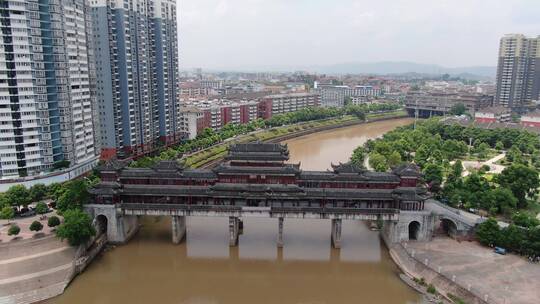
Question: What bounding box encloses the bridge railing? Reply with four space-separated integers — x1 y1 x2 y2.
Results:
120 203 400 215
271 207 400 215
121 203 242 213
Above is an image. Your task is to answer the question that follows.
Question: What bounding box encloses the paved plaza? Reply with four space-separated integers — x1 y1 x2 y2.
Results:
0 212 58 243
406 237 540 304
0 213 76 303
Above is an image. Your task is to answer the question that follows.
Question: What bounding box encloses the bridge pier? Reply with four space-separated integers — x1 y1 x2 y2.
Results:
229 216 240 246
331 219 342 249
172 216 186 244
277 217 284 248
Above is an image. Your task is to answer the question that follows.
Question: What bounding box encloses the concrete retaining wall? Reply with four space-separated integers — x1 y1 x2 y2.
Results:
390 243 489 304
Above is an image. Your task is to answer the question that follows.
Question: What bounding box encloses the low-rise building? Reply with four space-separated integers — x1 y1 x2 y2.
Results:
520 111 540 127
474 106 511 123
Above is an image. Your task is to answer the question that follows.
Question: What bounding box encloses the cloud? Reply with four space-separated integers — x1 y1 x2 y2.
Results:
178 0 540 70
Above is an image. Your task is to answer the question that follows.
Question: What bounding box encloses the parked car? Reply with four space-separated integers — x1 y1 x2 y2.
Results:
494 247 507 255
17 207 36 218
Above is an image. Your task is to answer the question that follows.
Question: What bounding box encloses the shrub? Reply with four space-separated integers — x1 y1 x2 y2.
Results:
427 284 436 294
35 202 48 215
447 293 466 304
48 216 61 228
8 224 20 236
29 221 43 232
0 206 14 222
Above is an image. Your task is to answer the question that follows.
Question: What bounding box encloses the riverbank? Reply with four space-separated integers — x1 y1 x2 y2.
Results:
0 235 76 304
388 241 483 304
388 237 540 304
184 110 407 168
0 227 107 304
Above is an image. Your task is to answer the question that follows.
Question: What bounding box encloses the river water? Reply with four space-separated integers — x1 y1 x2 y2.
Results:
49 118 420 304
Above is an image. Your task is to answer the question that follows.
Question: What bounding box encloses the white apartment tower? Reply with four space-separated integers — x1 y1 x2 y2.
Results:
0 0 97 179
90 0 180 159
495 34 540 110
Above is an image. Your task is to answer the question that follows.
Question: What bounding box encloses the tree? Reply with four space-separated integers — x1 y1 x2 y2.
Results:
495 141 504 151
423 163 443 190
497 165 540 208
48 183 65 202
29 221 43 232
5 185 30 209
483 188 517 215
414 144 430 168
35 202 48 215
387 151 402 168
0 206 14 222
56 180 89 212
498 224 526 253
53 160 70 170
369 152 389 172
48 216 61 228
29 184 48 202
506 146 525 165
447 160 463 183
476 218 500 246
8 224 20 237
449 103 467 116
0 193 8 209
56 209 96 246
512 212 540 228
476 143 490 160
350 146 366 168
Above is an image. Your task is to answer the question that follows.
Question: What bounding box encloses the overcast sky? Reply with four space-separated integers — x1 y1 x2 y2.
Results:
178 0 540 71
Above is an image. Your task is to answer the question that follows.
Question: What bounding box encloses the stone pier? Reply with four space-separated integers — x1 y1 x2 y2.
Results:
229 216 240 246
277 217 284 248
172 216 187 244
331 219 342 249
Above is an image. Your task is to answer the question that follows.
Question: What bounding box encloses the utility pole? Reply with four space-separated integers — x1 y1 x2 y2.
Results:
414 97 419 130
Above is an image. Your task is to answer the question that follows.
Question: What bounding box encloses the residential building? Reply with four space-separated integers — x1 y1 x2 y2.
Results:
474 106 511 123
200 80 223 90
90 0 180 160
179 107 203 140
258 93 320 119
179 82 211 98
181 100 260 136
495 34 540 110
315 84 382 107
0 0 97 180
405 91 493 118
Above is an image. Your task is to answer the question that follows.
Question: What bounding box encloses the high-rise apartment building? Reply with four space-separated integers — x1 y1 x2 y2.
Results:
495 34 540 110
0 0 97 179
90 0 180 160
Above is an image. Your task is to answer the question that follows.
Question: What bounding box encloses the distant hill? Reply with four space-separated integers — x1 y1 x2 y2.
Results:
186 61 497 80
312 61 496 79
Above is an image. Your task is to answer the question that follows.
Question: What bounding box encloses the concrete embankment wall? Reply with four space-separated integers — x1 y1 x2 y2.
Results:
388 243 489 304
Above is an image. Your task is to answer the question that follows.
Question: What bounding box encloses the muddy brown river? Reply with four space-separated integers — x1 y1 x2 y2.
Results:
49 118 421 304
